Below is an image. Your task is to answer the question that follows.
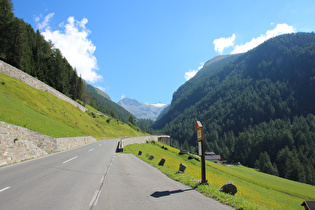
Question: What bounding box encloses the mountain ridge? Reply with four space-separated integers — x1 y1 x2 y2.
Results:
153 32 315 185
118 97 167 120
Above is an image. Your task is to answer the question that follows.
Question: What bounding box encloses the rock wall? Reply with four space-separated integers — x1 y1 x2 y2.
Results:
0 121 96 166
117 135 170 151
0 60 87 112
121 136 159 148
56 136 96 151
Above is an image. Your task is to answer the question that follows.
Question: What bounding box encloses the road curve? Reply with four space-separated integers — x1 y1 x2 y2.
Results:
94 153 234 210
0 139 119 210
0 139 233 210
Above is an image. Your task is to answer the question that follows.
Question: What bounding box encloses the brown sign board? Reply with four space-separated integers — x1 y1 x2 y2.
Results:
195 121 208 184
195 121 203 130
195 121 203 141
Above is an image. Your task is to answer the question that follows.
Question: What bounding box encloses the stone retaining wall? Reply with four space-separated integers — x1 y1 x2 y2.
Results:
0 121 96 166
117 135 170 151
56 136 96 151
121 136 159 148
0 60 87 112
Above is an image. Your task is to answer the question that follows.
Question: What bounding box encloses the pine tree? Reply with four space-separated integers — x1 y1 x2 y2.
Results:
0 0 14 60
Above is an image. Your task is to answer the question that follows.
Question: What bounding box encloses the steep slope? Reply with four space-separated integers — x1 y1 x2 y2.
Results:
84 82 134 124
153 32 315 185
0 2 133 127
153 54 240 129
0 71 144 139
118 98 167 120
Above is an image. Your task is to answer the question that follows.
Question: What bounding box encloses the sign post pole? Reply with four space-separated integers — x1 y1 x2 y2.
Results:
195 121 208 185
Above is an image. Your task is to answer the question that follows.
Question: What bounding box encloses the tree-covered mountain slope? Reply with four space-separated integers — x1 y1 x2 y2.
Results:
153 32 315 185
84 81 133 124
153 54 241 129
0 0 133 125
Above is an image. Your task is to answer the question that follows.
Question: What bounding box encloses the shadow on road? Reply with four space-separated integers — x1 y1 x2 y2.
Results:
150 189 194 198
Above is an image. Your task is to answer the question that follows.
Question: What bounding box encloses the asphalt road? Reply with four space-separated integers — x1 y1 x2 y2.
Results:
0 139 233 210
95 153 233 210
0 139 119 210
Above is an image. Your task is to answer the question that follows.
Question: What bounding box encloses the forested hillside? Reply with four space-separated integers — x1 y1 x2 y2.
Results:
0 0 85 101
154 32 315 185
84 82 133 124
0 0 134 123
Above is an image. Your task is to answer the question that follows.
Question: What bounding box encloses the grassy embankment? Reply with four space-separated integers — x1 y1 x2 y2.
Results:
0 72 145 139
124 141 315 209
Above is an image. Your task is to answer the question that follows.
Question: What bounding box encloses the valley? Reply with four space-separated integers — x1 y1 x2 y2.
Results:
118 97 168 120
0 1 314 209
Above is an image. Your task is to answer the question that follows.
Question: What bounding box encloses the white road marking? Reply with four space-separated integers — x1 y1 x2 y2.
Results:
90 153 115 208
88 148 94 152
99 144 102 147
62 156 78 164
0 186 10 192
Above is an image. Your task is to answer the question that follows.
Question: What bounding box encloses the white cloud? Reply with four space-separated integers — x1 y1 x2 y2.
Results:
212 24 295 55
184 62 204 81
213 34 236 54
198 62 204 70
185 70 198 81
231 23 294 54
37 14 102 83
120 94 126 100
36 13 54 30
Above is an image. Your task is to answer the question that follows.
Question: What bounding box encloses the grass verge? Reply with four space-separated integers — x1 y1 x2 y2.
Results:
124 141 315 209
0 72 145 139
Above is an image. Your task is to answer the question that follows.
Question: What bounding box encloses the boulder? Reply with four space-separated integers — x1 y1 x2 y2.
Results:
158 158 165 166
219 181 237 195
178 163 186 173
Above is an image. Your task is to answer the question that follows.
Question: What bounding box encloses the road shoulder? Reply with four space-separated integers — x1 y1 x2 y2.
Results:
95 153 234 210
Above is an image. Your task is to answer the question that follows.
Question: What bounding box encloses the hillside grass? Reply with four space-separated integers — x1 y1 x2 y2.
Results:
0 72 144 139
124 141 315 209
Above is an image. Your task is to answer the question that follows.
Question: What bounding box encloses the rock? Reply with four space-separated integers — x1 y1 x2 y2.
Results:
219 181 237 195
179 150 189 155
178 163 186 173
149 155 154 160
138 151 142 155
158 158 165 166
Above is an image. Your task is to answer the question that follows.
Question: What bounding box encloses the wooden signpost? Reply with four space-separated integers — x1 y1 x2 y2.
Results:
195 121 208 185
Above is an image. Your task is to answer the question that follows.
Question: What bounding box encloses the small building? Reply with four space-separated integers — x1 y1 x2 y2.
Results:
220 156 228 164
157 135 170 146
205 152 221 163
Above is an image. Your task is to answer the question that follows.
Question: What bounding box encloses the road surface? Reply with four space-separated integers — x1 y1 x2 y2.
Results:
0 139 233 209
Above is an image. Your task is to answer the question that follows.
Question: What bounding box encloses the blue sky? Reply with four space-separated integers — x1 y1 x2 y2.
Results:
12 0 315 104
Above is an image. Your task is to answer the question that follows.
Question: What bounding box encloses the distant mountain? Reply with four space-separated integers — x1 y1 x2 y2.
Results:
118 98 168 120
84 82 134 124
153 33 315 185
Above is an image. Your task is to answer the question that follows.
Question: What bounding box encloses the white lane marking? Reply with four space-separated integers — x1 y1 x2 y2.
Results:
89 191 99 207
88 148 94 152
0 186 10 192
99 144 102 147
62 156 78 164
90 153 115 208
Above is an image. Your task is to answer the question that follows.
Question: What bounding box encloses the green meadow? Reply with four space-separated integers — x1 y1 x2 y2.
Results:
0 72 144 139
124 141 315 209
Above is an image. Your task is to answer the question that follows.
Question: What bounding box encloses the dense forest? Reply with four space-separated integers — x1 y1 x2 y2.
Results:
0 0 134 124
154 33 315 185
0 0 85 101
